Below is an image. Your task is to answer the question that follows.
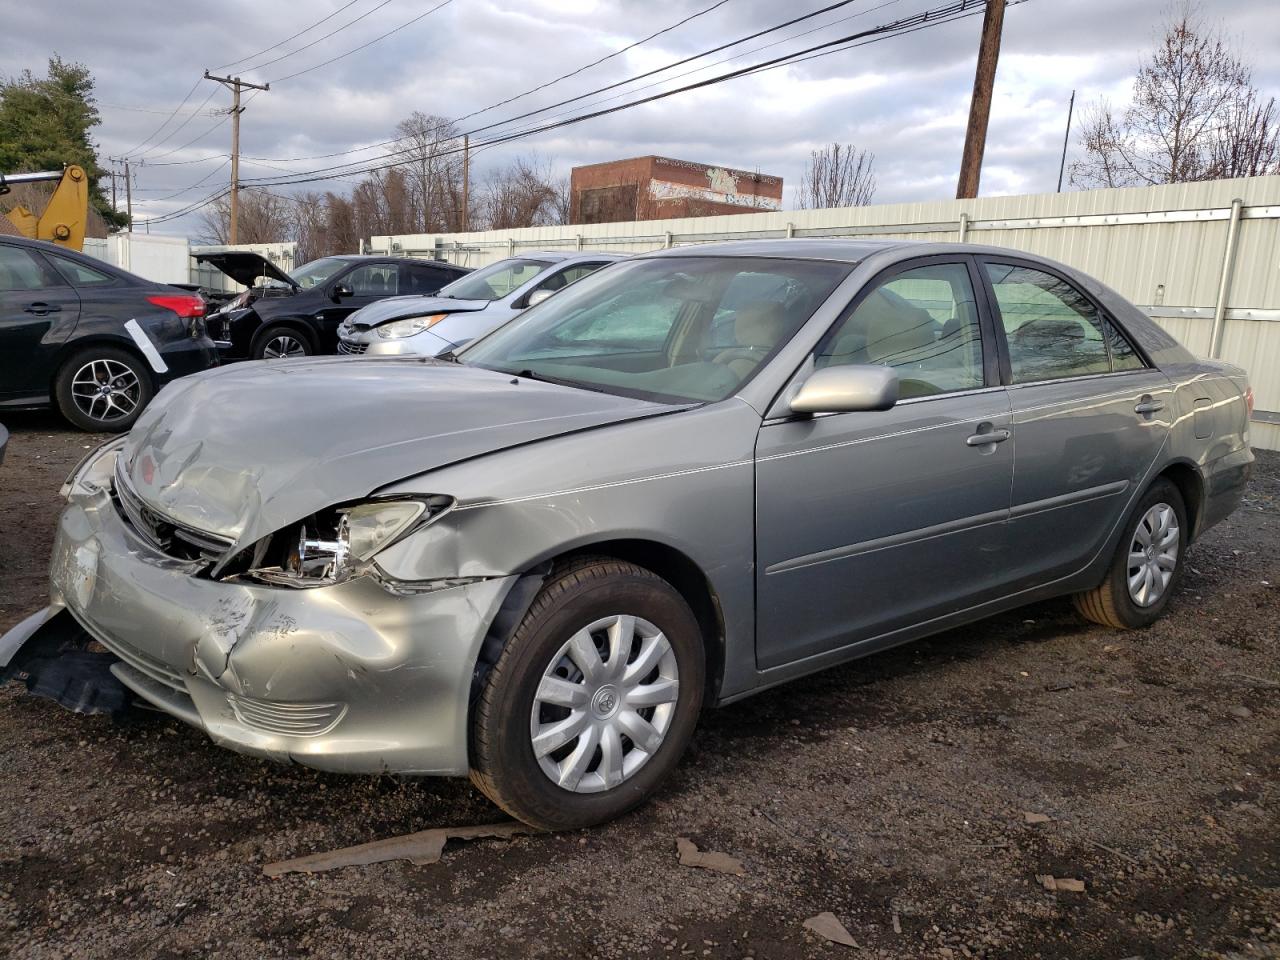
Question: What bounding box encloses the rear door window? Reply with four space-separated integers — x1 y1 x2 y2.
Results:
47 255 115 286
0 245 63 291
984 262 1110 383
346 263 399 296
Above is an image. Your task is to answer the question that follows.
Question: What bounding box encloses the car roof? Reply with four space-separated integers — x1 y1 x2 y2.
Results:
510 250 626 264
638 238 911 264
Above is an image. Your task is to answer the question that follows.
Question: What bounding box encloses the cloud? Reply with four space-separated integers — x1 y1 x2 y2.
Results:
3 0 1276 231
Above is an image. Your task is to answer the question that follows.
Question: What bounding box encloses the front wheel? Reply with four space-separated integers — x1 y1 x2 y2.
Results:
470 558 705 830
1074 478 1187 629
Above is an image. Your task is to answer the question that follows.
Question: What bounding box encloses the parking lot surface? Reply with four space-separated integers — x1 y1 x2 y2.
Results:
1 413 1277 959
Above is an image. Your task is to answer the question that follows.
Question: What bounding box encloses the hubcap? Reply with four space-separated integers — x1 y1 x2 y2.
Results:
70 358 140 423
1127 502 1180 607
530 614 679 794
262 334 306 359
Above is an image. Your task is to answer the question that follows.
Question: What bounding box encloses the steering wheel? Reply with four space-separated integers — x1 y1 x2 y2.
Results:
710 346 769 367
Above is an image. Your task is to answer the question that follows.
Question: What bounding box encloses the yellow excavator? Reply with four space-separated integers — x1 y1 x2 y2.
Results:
0 164 90 251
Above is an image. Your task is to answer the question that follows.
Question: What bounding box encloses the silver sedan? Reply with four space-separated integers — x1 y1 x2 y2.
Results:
1 239 1253 830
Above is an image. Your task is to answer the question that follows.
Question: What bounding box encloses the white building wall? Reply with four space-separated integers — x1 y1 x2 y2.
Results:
371 176 1280 450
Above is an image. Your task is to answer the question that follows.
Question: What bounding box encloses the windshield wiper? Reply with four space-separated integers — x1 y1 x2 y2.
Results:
434 350 460 363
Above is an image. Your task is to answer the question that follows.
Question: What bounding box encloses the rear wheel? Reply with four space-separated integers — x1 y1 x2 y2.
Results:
470 558 705 830
250 324 311 360
54 346 153 432
1074 478 1187 629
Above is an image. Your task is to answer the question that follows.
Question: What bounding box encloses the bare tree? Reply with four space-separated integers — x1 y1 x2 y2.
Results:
795 143 876 209
198 189 295 244
1071 4 1278 187
480 155 563 229
394 111 466 232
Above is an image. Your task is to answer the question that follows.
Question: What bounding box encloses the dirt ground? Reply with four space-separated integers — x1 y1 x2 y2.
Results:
0 411 1277 960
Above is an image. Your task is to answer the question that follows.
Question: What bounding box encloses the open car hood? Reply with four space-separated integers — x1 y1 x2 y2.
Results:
194 251 298 290
121 358 675 550
347 295 489 329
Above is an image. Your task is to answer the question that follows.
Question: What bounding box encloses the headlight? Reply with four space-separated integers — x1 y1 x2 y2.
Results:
376 314 449 339
237 497 452 588
61 436 127 500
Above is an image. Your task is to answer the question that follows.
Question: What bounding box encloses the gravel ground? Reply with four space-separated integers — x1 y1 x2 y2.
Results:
1 412 1277 960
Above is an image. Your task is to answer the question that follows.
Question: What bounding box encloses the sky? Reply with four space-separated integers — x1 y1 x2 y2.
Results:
3 0 1278 235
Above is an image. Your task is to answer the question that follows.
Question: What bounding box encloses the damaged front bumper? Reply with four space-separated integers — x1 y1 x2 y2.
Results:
1 489 516 775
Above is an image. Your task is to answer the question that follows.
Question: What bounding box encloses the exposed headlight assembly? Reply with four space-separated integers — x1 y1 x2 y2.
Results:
238 496 454 588
376 314 449 339
61 436 128 500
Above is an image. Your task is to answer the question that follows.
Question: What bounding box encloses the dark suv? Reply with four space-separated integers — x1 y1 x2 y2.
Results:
0 236 218 432
197 252 470 360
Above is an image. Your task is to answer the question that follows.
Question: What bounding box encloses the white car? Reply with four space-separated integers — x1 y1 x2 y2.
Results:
336 251 623 357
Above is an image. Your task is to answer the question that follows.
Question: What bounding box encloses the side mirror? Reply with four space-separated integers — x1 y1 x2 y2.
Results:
790 365 899 415
332 283 354 301
525 288 555 308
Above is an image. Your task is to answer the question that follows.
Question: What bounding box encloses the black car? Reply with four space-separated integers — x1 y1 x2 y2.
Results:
0 236 218 432
197 252 471 360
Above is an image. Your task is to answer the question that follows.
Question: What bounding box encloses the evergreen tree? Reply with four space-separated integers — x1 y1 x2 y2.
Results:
0 56 127 229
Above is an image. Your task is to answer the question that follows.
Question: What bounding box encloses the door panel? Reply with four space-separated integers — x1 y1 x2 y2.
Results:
1003 372 1172 585
0 245 81 401
980 259 1172 585
755 391 1014 669
754 257 1013 670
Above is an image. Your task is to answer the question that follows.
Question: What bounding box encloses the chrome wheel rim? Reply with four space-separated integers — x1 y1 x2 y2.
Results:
262 334 306 359
530 615 679 794
70 358 141 423
1127 502 1179 607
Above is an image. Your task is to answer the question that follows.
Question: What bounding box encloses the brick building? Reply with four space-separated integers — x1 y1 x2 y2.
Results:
569 156 783 225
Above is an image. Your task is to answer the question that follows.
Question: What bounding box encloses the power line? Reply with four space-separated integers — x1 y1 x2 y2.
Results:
224 0 877 168
450 0 734 125
134 158 232 202
234 0 399 76
209 0 367 71
126 89 219 160
245 0 995 188
265 0 457 84
141 0 1020 225
117 78 203 158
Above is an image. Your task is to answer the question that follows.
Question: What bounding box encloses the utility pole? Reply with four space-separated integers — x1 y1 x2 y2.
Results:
461 134 470 232
956 0 1006 200
203 71 269 244
1056 89 1076 193
124 159 133 230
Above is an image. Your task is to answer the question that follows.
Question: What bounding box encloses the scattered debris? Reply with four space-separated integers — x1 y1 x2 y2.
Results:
1037 875 1086 892
262 822 531 876
1022 811 1053 824
675 837 746 876
1082 838 1139 865
1229 705 1254 719
803 912 858 947
891 910 902 934
1222 673 1280 689
1044 681 1075 692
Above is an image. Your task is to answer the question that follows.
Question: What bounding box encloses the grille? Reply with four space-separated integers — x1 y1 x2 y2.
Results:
337 339 367 355
228 694 347 737
113 459 234 565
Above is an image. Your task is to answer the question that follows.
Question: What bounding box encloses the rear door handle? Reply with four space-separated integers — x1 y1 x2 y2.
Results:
23 302 60 315
966 428 1011 446
1134 397 1164 416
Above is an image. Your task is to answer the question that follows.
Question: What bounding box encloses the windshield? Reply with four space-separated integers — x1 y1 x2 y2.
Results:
290 257 349 289
440 258 552 301
461 256 851 403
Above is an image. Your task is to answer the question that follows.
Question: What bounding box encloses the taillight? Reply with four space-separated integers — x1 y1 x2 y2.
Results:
1245 385 1254 417
146 294 206 319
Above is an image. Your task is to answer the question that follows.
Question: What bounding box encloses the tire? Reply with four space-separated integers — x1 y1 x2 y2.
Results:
1073 478 1188 629
54 346 154 433
470 558 706 831
250 324 312 360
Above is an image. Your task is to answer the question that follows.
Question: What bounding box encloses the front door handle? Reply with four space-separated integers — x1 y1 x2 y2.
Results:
1134 395 1164 416
23 302 61 315
966 428 1011 446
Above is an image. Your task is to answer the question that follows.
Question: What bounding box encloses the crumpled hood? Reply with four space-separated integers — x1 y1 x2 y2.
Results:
122 358 673 549
345 295 488 330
